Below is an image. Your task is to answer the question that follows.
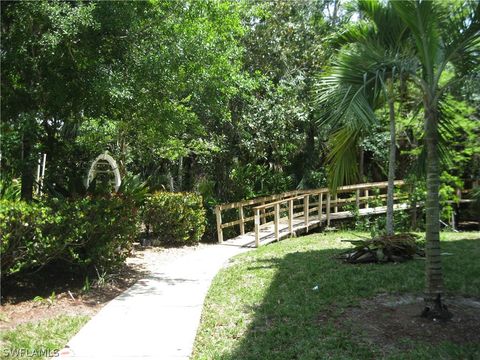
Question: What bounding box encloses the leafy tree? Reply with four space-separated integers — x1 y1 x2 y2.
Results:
1 1 149 198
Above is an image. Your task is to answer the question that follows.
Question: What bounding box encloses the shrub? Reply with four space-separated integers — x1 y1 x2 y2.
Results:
143 192 206 245
47 194 140 271
0 194 140 279
0 200 61 276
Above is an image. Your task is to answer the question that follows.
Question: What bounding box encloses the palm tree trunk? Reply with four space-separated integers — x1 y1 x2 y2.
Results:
422 105 451 319
386 96 396 236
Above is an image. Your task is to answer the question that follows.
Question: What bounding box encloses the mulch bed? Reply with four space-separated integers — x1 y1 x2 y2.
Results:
0 245 150 332
335 293 480 355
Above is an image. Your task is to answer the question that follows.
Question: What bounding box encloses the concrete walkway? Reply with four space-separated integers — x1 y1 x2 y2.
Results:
60 244 250 359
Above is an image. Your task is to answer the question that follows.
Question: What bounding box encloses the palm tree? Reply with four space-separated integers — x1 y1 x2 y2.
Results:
313 0 409 236
391 0 480 319
316 0 479 318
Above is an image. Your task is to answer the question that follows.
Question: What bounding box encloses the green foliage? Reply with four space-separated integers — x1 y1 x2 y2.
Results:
47 194 139 270
229 164 293 200
0 200 60 276
0 194 139 279
439 172 463 222
116 174 149 205
0 178 21 200
1 0 478 246
143 192 206 245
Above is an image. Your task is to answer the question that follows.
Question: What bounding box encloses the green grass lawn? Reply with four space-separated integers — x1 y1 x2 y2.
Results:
1 315 89 360
192 231 480 360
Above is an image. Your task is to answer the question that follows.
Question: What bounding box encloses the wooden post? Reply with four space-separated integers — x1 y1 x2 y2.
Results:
318 193 323 222
326 193 331 227
334 194 338 213
288 199 294 236
355 189 360 209
255 208 260 247
260 202 266 224
274 203 280 241
365 189 369 209
304 195 309 230
239 206 245 235
215 206 223 243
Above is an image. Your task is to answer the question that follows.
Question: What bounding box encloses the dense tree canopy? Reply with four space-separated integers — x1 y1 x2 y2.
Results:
1 0 479 216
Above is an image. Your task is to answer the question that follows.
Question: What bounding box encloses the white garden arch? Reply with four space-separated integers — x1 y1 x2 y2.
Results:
86 153 122 191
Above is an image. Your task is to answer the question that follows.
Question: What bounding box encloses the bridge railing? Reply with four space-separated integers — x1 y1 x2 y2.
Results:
251 192 324 247
215 180 405 245
214 189 308 243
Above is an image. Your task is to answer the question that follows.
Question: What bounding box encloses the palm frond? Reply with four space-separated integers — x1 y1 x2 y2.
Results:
358 0 409 50
392 0 441 83
326 127 362 191
410 94 466 177
329 20 375 49
441 1 480 77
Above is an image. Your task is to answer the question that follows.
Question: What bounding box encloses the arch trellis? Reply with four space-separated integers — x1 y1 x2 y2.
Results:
86 153 122 191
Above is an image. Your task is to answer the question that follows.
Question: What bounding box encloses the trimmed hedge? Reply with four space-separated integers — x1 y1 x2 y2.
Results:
0 194 139 279
143 192 206 245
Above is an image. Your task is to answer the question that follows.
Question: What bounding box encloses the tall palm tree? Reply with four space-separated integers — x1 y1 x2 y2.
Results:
313 0 409 236
391 0 480 318
316 0 479 318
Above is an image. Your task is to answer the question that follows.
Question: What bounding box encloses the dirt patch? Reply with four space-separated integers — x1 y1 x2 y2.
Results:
337 293 480 355
0 243 210 332
0 245 152 332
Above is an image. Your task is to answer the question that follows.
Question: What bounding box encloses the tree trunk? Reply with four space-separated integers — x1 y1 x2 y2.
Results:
386 96 396 236
422 105 451 320
177 156 183 191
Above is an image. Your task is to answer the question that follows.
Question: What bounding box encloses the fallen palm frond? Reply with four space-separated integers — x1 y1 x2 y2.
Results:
337 233 424 264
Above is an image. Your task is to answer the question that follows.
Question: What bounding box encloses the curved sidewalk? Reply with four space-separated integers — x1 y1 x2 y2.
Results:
60 244 249 359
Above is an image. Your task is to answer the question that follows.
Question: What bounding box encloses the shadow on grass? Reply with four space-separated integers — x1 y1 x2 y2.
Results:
219 237 480 360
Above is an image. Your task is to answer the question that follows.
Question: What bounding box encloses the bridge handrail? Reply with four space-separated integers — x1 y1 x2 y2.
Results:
216 190 308 211
215 180 407 243
252 193 311 211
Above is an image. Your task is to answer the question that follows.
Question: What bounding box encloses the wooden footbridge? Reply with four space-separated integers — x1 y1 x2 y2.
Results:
214 180 474 248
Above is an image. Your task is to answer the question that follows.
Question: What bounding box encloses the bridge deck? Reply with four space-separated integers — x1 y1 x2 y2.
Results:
223 203 411 248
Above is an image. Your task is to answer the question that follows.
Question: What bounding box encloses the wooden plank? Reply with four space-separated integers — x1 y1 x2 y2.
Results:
288 199 293 235
304 195 309 231
326 193 331 226
218 189 307 210
260 202 266 225
318 193 323 222
215 206 223 243
218 180 405 211
221 195 408 229
299 180 404 195
254 209 260 248
223 201 417 248
253 194 306 210
274 203 280 241
239 206 245 235
222 209 276 228
218 180 408 242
